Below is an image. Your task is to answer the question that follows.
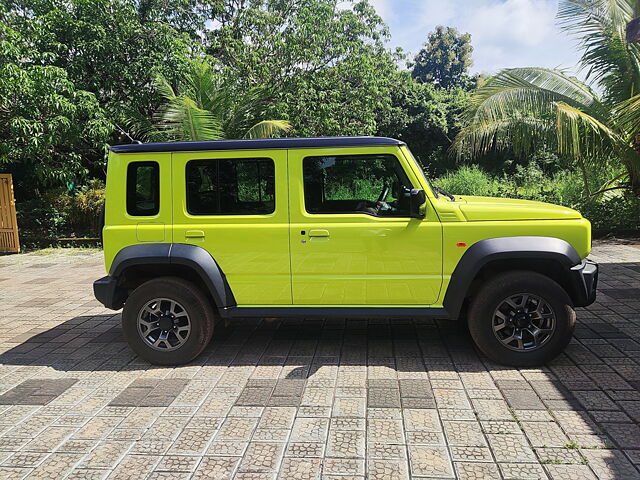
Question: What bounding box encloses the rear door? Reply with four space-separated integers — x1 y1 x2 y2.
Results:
171 150 291 305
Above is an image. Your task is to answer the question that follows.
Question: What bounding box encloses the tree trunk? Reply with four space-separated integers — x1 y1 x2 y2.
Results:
632 135 640 196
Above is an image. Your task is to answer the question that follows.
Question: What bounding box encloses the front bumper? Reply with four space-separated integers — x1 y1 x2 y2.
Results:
93 276 126 310
570 259 598 307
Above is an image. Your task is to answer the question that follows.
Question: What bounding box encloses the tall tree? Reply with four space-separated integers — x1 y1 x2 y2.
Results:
453 0 640 195
412 26 474 89
207 0 398 136
0 21 111 195
377 71 470 174
4 0 195 140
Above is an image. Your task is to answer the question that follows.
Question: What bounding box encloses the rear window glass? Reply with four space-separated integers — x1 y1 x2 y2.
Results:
186 158 275 215
127 161 159 216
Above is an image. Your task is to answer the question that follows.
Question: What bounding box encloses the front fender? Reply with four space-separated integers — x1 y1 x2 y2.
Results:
443 236 583 319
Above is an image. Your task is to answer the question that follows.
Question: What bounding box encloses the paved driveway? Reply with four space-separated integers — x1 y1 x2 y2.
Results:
0 241 639 480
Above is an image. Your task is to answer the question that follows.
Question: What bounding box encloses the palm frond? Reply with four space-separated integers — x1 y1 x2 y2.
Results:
455 67 607 160
452 117 555 160
614 92 640 136
557 0 640 101
473 68 599 108
150 59 289 141
154 95 223 141
466 68 603 126
244 120 292 139
555 101 622 158
557 0 633 38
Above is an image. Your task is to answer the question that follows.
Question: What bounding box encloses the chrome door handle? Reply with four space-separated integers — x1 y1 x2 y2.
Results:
185 230 205 239
308 229 330 238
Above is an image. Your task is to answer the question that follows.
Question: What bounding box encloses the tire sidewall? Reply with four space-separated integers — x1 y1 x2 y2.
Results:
468 272 576 367
122 278 214 365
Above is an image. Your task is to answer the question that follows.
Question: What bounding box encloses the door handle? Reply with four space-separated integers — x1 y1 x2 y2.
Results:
308 229 330 238
185 230 205 239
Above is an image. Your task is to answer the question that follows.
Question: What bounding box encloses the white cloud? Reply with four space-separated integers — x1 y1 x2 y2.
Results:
367 0 582 78
368 0 394 20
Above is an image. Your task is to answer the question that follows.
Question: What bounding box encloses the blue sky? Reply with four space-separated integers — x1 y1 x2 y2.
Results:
366 0 582 77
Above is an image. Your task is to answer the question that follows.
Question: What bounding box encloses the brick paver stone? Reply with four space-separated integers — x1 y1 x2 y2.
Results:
0 243 638 479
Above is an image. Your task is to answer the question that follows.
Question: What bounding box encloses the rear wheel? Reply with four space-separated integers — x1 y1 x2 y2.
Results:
122 277 215 365
468 271 575 367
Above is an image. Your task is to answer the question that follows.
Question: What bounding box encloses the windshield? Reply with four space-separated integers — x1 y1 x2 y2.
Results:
402 147 439 198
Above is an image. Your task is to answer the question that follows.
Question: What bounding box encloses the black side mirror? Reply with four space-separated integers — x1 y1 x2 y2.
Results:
409 189 426 219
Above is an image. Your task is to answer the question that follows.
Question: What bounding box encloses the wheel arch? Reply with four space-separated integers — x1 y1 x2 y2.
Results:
443 236 583 320
109 243 235 311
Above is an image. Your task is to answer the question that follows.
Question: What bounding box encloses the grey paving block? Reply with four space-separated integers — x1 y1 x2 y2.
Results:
367 388 401 408
0 379 78 405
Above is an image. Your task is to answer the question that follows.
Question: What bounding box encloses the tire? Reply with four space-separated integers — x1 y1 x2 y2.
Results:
122 277 215 365
467 270 576 367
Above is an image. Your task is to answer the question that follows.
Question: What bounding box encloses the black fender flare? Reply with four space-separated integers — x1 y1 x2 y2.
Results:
109 243 236 309
443 236 582 320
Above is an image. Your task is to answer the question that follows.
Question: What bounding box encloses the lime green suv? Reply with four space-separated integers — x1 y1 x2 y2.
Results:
94 137 597 366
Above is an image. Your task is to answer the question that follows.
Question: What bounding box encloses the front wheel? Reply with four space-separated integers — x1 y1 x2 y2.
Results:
122 277 215 365
468 271 576 367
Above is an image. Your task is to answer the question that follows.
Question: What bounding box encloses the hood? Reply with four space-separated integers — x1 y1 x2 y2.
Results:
455 195 582 221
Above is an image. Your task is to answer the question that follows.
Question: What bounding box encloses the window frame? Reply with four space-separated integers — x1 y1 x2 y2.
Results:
126 161 160 217
301 153 415 218
185 157 276 216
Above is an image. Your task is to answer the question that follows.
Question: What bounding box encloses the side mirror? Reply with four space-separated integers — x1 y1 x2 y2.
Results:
409 189 426 219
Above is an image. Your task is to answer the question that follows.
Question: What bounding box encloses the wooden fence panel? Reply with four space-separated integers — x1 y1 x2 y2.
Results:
0 174 20 253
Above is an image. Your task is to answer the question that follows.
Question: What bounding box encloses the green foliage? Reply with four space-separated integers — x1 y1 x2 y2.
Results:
151 60 292 141
377 72 470 174
3 0 639 237
17 180 105 240
454 0 640 195
0 21 111 196
436 165 494 196
412 26 474 89
434 163 640 233
68 180 106 236
207 0 397 136
4 0 195 128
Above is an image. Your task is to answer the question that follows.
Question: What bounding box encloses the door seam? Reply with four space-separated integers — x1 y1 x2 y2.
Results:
286 149 294 305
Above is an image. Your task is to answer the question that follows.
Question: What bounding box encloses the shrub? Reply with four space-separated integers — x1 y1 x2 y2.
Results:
436 165 495 196
16 179 105 241
68 179 105 236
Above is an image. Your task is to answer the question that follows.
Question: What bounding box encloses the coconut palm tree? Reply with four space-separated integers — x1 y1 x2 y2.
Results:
453 0 640 195
149 60 292 141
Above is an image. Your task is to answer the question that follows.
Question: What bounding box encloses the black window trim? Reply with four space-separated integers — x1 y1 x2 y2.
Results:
126 160 160 217
185 157 276 216
302 153 415 218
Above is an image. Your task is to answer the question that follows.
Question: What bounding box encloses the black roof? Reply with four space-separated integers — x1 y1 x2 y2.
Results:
109 136 404 153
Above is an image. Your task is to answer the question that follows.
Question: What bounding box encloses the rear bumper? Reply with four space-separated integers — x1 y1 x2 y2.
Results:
93 276 125 310
570 259 598 307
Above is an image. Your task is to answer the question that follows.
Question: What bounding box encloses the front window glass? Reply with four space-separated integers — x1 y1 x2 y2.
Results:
303 154 413 216
186 158 275 215
403 147 438 197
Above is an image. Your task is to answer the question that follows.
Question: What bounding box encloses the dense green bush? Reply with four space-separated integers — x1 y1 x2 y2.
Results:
16 180 105 243
436 165 494 196
433 165 640 235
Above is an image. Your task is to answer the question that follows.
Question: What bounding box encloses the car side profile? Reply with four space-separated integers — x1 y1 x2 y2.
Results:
94 136 598 367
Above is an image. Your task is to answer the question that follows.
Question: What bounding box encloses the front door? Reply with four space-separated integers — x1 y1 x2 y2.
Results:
172 150 291 305
288 147 443 306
